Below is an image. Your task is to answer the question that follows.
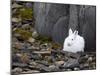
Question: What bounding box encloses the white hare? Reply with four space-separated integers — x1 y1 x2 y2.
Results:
63 28 85 53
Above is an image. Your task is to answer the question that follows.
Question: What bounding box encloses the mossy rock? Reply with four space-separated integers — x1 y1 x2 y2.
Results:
36 35 52 43
51 42 62 49
20 7 33 20
12 48 20 53
14 28 32 40
12 7 33 21
12 2 33 21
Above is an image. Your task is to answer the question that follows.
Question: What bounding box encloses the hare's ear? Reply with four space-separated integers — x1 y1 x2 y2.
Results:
69 28 73 35
74 30 78 35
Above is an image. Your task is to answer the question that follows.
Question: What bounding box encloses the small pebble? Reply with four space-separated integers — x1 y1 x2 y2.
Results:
49 65 56 70
55 61 65 66
12 17 21 23
74 67 80 71
84 63 89 68
88 57 93 62
16 53 22 57
32 31 39 38
66 69 72 71
28 37 35 43
84 54 89 59
29 61 37 65
12 67 22 73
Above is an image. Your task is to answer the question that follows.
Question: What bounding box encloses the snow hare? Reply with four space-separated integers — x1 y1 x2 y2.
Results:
63 28 85 53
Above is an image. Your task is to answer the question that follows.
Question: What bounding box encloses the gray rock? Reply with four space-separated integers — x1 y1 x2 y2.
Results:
13 33 21 37
32 51 51 55
12 3 23 8
84 63 89 68
79 63 89 70
22 68 31 71
21 24 30 29
48 65 60 71
45 55 55 63
32 30 39 38
28 37 35 43
12 67 22 74
66 68 72 71
21 70 40 74
62 51 80 59
78 54 89 63
55 61 65 67
40 43 48 49
12 18 21 23
30 54 42 60
12 9 17 15
36 64 51 72
29 61 37 65
91 62 96 69
35 60 49 66
87 57 93 62
28 45 40 50
12 62 28 68
74 67 80 71
63 58 79 68
12 37 18 43
13 42 25 49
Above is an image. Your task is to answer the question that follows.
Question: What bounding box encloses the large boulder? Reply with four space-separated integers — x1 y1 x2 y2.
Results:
33 2 96 52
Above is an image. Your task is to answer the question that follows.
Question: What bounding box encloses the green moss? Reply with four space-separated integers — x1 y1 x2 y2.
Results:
36 35 52 43
14 28 32 40
20 8 33 20
12 7 33 21
51 42 62 49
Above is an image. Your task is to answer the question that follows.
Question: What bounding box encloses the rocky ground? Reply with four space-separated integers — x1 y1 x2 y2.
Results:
11 1 96 75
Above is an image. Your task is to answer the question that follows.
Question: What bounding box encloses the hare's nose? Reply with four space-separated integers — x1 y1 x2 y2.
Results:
67 43 71 46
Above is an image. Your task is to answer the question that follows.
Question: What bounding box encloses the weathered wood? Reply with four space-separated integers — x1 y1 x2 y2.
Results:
68 5 78 31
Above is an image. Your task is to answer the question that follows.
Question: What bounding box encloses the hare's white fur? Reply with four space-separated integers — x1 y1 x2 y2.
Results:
63 28 85 53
